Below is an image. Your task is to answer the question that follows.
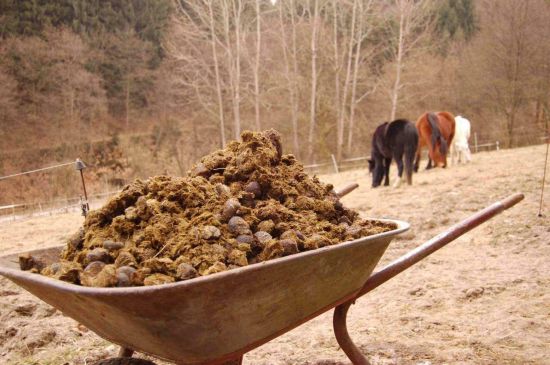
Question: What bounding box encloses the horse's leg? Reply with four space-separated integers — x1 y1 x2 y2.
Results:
450 143 456 165
393 157 404 188
414 146 421 172
372 157 381 187
383 157 391 186
404 146 415 185
426 142 436 170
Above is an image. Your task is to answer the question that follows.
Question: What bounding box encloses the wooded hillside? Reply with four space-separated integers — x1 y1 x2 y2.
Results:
1 0 549 205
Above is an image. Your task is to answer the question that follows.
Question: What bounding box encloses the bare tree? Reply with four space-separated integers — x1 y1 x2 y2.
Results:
347 0 369 154
332 0 343 160
208 0 227 147
253 0 262 130
278 0 300 156
308 0 321 162
221 0 244 139
388 0 432 121
471 0 541 146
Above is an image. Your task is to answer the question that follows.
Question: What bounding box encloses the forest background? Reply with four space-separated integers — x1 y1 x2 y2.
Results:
0 0 549 206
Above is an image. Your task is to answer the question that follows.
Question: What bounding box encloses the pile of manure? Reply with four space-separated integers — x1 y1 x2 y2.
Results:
20 130 396 287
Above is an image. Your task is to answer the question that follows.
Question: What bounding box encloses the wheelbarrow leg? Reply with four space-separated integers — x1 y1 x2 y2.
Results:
333 301 371 365
118 346 134 357
220 356 243 365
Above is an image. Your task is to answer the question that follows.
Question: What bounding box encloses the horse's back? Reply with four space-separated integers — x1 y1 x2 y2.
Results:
387 119 412 138
454 116 471 145
434 111 455 144
415 112 429 128
372 122 390 158
437 111 456 132
415 113 431 140
386 119 418 145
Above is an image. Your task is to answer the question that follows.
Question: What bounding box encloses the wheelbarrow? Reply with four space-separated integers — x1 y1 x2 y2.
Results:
0 187 523 365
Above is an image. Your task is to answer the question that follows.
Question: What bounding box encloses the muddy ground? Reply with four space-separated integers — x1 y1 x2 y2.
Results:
0 144 548 364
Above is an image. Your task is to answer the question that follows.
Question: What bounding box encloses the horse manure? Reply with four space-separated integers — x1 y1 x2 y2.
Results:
26 129 396 287
103 240 124 251
176 263 198 281
84 248 111 265
18 253 46 272
143 273 175 286
280 239 299 256
228 216 251 235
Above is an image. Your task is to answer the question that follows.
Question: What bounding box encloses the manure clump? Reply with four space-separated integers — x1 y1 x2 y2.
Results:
21 130 396 287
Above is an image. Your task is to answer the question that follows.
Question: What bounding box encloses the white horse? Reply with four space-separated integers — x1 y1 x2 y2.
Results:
451 115 472 164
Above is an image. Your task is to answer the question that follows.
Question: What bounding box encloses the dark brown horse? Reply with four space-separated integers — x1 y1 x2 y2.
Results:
368 119 419 187
414 111 455 170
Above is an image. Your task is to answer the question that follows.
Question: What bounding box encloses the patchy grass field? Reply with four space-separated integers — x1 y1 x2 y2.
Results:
1 145 548 364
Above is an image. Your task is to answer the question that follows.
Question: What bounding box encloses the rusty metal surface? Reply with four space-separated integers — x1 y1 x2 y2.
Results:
93 358 157 365
333 301 371 365
334 183 359 198
0 220 408 365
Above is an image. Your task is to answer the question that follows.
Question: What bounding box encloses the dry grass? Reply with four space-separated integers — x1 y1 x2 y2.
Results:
1 144 549 364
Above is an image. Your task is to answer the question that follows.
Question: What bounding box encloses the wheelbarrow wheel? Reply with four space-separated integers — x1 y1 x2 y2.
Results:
92 358 157 365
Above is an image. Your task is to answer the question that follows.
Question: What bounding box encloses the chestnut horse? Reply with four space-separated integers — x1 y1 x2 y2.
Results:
414 111 455 171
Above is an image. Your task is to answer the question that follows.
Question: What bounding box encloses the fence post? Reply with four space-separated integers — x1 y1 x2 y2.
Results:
474 132 478 153
331 154 340 173
496 141 500 151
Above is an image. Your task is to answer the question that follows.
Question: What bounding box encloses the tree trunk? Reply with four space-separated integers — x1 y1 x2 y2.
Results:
290 0 300 157
233 0 242 139
208 0 226 148
221 0 240 141
338 0 358 161
279 0 300 157
333 0 342 161
347 0 366 155
253 0 261 131
390 0 406 121
307 0 320 162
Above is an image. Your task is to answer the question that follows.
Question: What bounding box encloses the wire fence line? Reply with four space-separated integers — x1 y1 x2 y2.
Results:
1 132 547 224
0 158 101 224
304 133 549 174
0 161 76 181
0 190 120 224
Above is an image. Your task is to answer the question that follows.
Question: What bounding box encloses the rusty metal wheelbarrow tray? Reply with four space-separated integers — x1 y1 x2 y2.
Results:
0 219 409 364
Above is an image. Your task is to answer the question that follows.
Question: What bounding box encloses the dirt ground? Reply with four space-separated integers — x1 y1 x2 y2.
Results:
0 145 548 365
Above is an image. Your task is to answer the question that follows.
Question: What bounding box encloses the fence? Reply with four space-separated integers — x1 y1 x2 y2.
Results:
1 132 548 223
304 133 548 175
0 190 119 224
0 158 119 224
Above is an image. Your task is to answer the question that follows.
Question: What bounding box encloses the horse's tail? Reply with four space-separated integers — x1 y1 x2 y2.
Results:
427 112 447 155
440 137 448 155
404 122 419 185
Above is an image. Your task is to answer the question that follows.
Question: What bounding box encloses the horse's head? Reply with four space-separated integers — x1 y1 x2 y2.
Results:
367 158 375 174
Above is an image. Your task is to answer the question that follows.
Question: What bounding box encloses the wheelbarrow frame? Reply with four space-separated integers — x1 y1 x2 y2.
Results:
0 191 523 365
116 192 524 365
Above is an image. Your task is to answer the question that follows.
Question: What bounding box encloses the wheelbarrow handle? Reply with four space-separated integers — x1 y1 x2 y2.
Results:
334 183 360 198
334 193 524 365
356 192 524 298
